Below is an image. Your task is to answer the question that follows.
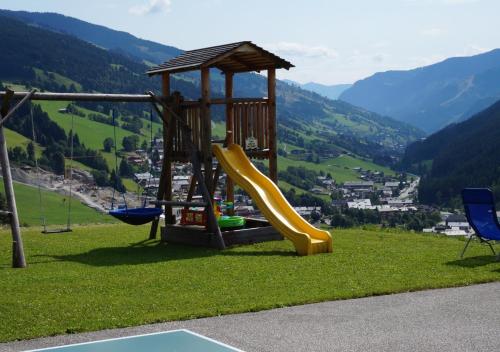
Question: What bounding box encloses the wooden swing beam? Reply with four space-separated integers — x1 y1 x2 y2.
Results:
0 91 155 102
0 89 172 268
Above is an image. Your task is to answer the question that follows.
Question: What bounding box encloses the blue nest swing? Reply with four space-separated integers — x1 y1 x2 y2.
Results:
109 207 163 225
107 108 163 226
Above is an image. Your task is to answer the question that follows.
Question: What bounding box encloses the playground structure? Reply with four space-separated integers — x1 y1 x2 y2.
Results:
145 41 332 255
0 42 333 268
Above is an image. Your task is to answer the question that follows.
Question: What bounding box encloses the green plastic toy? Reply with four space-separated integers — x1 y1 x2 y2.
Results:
218 215 246 229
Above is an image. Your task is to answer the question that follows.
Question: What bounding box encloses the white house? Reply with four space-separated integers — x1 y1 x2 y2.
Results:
347 199 376 210
445 214 470 231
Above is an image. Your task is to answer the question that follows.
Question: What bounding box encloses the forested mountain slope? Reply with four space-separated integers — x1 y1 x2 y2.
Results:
400 99 500 206
0 9 182 65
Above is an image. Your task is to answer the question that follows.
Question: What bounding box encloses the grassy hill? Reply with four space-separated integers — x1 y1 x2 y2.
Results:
278 154 393 184
4 128 42 156
0 179 113 226
215 120 394 186
37 101 160 167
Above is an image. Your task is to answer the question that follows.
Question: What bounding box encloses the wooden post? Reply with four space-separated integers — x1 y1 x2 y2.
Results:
148 92 225 249
163 73 175 225
0 91 26 268
225 72 235 215
149 73 171 238
201 67 212 195
267 68 278 183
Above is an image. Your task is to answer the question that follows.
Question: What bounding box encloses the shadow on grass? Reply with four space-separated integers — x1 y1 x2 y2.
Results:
446 255 500 268
34 241 295 266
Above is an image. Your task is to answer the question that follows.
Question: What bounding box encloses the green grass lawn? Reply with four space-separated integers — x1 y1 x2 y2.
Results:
1 82 30 91
278 153 394 184
122 177 143 193
4 128 32 149
4 128 43 158
37 101 156 182
0 179 114 227
0 224 499 342
33 68 83 91
278 179 331 202
37 101 141 151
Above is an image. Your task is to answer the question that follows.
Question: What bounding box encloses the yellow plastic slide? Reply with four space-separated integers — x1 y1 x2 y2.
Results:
213 144 332 256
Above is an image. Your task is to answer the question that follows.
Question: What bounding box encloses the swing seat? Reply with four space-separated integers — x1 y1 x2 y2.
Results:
109 207 163 225
42 228 72 234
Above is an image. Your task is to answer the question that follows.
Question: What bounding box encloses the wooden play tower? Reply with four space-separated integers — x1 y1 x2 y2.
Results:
0 41 301 267
146 41 294 248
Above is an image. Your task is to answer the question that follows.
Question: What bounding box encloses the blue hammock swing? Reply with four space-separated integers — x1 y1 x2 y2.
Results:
108 109 162 225
109 207 163 225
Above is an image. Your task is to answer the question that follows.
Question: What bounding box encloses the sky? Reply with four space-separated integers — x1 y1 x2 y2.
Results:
1 0 499 85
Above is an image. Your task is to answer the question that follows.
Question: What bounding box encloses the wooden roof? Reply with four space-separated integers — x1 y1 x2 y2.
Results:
147 41 294 75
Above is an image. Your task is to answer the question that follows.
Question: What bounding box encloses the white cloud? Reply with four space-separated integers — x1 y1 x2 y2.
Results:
420 27 445 36
264 42 339 59
129 0 172 15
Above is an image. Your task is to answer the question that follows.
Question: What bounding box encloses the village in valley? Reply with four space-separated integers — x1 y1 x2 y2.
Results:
120 138 470 237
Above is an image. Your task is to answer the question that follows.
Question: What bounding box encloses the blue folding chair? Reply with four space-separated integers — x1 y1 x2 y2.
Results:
461 188 500 259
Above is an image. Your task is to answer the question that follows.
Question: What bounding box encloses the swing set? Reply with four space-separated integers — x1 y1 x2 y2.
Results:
30 104 74 234
1 41 332 268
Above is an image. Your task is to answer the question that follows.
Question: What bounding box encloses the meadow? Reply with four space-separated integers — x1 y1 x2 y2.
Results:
0 179 114 227
1 224 498 342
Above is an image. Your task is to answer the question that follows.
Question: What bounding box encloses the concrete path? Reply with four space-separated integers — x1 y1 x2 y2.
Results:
2 282 499 352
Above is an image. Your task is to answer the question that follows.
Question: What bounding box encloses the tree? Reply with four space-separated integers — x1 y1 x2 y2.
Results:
310 211 321 222
103 137 114 152
52 152 65 175
141 140 148 151
27 142 35 163
109 170 126 193
119 159 134 178
122 135 139 152
152 148 160 165
330 190 343 201
121 116 143 133
9 146 27 163
92 170 109 187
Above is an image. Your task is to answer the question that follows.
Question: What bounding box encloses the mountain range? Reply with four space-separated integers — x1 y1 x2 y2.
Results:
0 9 422 162
283 80 352 100
0 9 182 66
340 49 500 133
